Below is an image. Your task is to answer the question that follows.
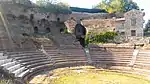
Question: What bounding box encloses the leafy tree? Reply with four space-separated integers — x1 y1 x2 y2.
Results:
124 0 139 12
95 0 139 13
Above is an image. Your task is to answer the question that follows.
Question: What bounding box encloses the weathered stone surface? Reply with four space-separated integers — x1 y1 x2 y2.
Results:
82 19 116 33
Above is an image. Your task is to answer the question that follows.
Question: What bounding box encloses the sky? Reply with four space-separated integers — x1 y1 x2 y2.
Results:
31 0 150 24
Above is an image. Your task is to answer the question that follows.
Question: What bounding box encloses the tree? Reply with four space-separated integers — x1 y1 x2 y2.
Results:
124 0 139 12
95 0 139 13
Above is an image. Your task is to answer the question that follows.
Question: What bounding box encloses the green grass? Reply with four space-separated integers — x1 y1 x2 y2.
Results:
30 66 150 84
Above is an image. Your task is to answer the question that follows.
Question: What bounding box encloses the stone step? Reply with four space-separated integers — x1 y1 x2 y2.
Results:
7 64 22 73
1 61 17 69
0 59 12 65
91 58 131 60
46 52 59 54
91 56 132 58
90 48 133 51
90 55 132 58
92 60 130 63
43 46 58 49
12 67 27 77
17 57 48 62
27 61 52 68
29 64 53 74
51 57 86 60
0 56 8 60
8 51 42 54
134 63 150 66
21 59 50 65
90 53 133 55
92 59 130 61
137 57 150 59
55 61 87 65
53 55 86 58
139 52 150 54
137 54 150 56
90 52 132 54
9 53 44 57
54 59 87 63
14 55 46 60
135 61 150 64
17 69 30 78
44 49 59 51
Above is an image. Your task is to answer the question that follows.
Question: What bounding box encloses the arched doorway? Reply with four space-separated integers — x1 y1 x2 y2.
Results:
46 27 51 33
34 26 38 33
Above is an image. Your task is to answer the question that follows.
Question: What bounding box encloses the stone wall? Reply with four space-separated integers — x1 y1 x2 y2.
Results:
65 18 123 34
69 12 124 21
33 12 70 22
124 9 144 37
82 19 116 33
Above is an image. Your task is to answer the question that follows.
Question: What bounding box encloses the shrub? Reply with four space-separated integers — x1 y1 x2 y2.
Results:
85 32 118 46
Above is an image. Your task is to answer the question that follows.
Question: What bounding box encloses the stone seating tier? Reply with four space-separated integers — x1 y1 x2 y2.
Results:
45 47 87 65
134 50 150 69
89 45 134 66
4 44 150 84
0 50 52 80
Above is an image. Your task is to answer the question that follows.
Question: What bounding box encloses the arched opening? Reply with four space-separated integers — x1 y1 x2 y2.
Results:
60 28 64 33
46 27 51 33
34 26 38 33
30 14 34 21
57 17 60 22
47 16 49 19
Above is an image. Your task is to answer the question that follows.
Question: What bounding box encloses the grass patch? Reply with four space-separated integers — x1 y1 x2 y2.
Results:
30 66 150 84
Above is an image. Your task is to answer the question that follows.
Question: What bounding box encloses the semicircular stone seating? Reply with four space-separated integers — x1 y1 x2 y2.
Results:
1 42 150 83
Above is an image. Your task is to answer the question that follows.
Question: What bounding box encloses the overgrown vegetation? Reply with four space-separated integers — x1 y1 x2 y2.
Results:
30 66 150 84
85 32 118 46
36 0 72 14
95 0 139 13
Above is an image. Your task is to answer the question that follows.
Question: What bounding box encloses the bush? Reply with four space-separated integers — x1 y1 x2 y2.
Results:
37 2 72 14
85 32 118 46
